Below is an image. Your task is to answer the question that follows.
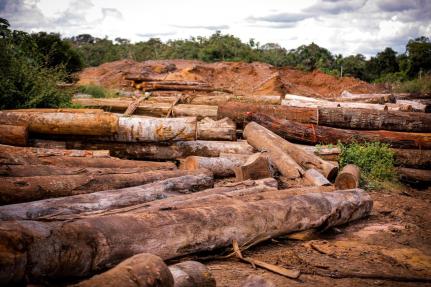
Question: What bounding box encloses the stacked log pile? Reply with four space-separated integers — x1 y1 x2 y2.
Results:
0 87 429 285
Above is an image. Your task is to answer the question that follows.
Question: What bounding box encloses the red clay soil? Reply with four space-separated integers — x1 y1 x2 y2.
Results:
78 59 382 98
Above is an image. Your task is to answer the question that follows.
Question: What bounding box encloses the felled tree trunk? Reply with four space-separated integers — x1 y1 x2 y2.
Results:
396 100 427 112
0 144 110 158
180 156 244 177
168 261 216 287
304 169 331 186
0 169 214 221
73 253 174 287
337 91 395 104
397 167 431 183
243 122 304 179
197 117 236 141
66 140 255 160
233 153 272 181
282 98 407 111
0 169 195 204
335 164 361 189
317 107 431 132
0 109 118 136
250 114 431 149
393 149 431 169
0 124 28 146
0 188 372 284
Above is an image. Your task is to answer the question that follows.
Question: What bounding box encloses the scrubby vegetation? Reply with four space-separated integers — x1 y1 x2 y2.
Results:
77 85 116 98
338 142 396 189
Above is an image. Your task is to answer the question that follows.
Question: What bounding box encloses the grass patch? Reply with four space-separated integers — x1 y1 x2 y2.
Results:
338 142 396 189
77 84 117 98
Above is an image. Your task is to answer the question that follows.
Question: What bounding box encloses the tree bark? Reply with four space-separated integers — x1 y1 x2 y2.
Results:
0 169 213 220
243 122 304 179
317 107 431 132
397 167 431 183
396 100 427 112
282 98 407 111
335 164 361 189
66 140 255 160
233 153 272 181
0 124 28 146
337 91 395 104
250 113 431 149
0 188 372 284
168 261 216 287
180 156 243 177
197 117 236 141
0 169 197 205
73 253 174 287
0 109 118 136
304 169 331 186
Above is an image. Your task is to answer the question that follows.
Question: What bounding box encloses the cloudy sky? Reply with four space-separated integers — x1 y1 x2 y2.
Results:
1 0 430 57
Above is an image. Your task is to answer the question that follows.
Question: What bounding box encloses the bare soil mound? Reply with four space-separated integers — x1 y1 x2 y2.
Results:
78 59 382 98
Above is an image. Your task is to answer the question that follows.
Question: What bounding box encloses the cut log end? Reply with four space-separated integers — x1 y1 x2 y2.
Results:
169 261 216 287
335 164 361 189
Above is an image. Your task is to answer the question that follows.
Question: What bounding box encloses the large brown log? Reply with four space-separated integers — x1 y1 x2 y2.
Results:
244 122 338 179
197 117 236 141
0 144 110 158
74 253 174 287
397 167 431 183
0 169 213 220
335 164 361 189
180 156 244 177
168 261 216 287
0 109 118 136
0 188 372 284
317 107 431 132
243 122 304 179
0 169 196 205
0 124 28 146
250 113 431 149
218 102 318 125
337 91 395 103
66 140 255 160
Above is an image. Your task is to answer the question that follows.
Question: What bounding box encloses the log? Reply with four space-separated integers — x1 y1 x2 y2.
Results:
168 261 216 287
0 124 28 146
66 140 255 160
137 83 232 93
282 98 407 111
396 100 427 112
397 167 431 183
180 156 245 177
0 188 372 284
337 91 395 104
393 149 431 169
250 113 431 149
0 144 110 158
244 122 338 179
0 109 118 136
335 164 361 189
197 117 236 141
98 116 197 142
74 253 174 287
218 102 318 125
296 144 341 162
317 107 431 132
243 122 304 179
304 169 331 186
0 169 213 220
241 275 275 287
233 153 272 181
0 169 196 205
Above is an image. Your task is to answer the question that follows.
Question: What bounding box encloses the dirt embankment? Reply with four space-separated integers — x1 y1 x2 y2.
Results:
78 59 382 98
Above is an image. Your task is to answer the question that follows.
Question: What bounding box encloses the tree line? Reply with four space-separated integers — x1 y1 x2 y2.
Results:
1 17 430 109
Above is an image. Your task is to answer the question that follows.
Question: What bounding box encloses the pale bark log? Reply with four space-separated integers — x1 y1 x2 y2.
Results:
0 109 118 136
0 169 213 220
233 153 272 181
169 261 216 287
73 253 174 287
304 169 331 186
282 99 406 111
197 117 236 141
244 122 304 179
0 124 28 146
335 164 361 189
0 188 372 284
180 156 244 177
66 140 255 160
250 113 431 149
337 91 395 104
397 167 431 183
0 169 193 205
396 100 427 112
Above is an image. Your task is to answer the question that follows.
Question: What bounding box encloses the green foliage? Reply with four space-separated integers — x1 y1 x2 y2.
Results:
77 85 116 98
395 76 431 94
338 142 396 188
405 36 431 77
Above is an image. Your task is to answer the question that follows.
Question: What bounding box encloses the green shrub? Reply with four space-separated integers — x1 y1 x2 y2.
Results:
338 142 396 188
395 75 431 94
77 84 116 98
